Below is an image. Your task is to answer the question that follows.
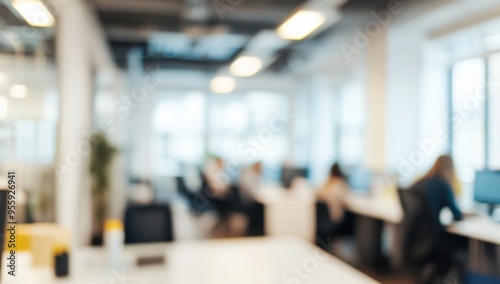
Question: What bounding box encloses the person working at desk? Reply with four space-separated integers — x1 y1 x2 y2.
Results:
204 157 232 233
238 162 262 207
316 163 353 247
238 162 265 236
317 163 349 224
409 155 465 282
411 154 463 222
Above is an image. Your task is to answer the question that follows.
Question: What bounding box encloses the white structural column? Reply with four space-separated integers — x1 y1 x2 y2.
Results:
365 28 388 171
385 23 423 180
55 0 94 247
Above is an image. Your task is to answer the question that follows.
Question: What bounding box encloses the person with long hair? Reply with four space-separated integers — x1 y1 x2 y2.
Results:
317 163 349 224
412 154 463 222
411 155 465 283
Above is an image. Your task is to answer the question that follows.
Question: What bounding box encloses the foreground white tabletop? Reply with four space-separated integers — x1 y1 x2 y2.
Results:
54 237 379 284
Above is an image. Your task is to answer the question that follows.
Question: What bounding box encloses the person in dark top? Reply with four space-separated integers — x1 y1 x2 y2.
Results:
410 155 466 283
412 154 463 223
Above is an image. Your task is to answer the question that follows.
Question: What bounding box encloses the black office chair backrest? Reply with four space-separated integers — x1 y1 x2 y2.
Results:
281 167 309 189
176 176 192 199
124 204 173 244
397 188 441 264
315 201 332 239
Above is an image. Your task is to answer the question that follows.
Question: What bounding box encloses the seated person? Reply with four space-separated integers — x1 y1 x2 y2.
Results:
204 157 232 232
238 162 265 236
409 155 465 282
411 154 462 224
317 163 349 224
238 162 262 208
316 163 350 246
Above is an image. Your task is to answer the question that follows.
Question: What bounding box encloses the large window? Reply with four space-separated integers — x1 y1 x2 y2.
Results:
151 91 289 176
152 92 206 176
208 91 289 166
438 21 500 206
488 53 500 169
244 92 289 166
309 79 337 185
451 57 486 181
0 91 58 164
338 83 366 167
208 96 249 162
451 53 500 175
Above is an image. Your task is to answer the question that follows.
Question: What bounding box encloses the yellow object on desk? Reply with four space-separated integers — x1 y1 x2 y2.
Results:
4 223 70 268
104 219 123 231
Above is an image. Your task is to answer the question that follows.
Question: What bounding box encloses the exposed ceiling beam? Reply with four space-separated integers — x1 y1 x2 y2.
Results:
91 0 182 15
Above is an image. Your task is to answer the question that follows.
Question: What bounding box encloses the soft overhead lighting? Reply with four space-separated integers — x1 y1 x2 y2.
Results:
9 85 28 98
210 76 236 94
229 56 263 77
12 0 55 27
276 10 325 41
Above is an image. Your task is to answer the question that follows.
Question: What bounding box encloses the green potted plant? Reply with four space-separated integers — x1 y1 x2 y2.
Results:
89 131 117 245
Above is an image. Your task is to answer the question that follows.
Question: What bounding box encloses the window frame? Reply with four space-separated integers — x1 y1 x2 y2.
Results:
448 51 500 170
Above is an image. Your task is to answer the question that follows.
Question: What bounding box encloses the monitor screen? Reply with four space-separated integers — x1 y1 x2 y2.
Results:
474 171 500 204
347 169 373 192
281 167 308 189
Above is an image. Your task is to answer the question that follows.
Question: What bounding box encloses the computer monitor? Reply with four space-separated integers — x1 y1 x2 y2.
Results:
281 167 308 189
347 169 373 193
474 170 500 215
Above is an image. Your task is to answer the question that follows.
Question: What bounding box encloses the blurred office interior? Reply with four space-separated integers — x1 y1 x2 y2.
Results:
0 0 500 283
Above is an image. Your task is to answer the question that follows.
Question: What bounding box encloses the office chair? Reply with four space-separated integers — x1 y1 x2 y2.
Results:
315 202 354 251
398 188 441 265
398 188 465 283
175 176 198 208
316 201 333 248
246 202 265 236
124 204 173 243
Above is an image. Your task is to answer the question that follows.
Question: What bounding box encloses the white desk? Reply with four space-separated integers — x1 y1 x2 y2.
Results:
447 217 500 276
253 186 316 242
345 194 500 272
342 194 403 268
344 193 500 245
447 217 500 245
53 237 379 284
344 194 403 224
253 188 404 243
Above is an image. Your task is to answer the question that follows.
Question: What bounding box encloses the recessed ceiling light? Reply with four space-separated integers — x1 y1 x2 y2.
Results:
276 10 326 41
229 56 263 77
210 76 236 94
9 85 28 98
12 0 55 27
